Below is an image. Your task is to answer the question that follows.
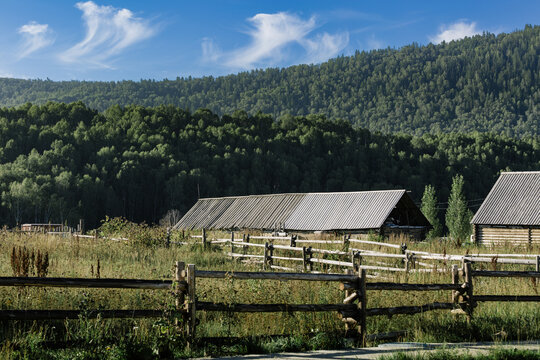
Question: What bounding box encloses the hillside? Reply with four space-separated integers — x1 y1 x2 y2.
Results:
0 26 539 136
0 102 538 228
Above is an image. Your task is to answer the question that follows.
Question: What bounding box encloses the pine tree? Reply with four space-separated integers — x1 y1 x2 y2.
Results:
445 175 473 245
421 184 442 239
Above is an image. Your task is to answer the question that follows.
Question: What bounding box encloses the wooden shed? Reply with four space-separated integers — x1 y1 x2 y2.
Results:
471 171 540 246
20 223 64 233
174 190 432 240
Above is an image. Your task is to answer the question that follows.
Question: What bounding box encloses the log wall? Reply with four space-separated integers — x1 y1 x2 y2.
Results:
476 225 540 246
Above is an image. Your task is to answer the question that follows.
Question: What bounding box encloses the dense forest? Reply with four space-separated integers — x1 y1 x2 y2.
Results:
0 102 538 229
1 26 539 136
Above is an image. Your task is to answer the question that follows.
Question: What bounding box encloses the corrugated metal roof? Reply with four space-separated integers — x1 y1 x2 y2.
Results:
471 171 540 226
174 190 414 231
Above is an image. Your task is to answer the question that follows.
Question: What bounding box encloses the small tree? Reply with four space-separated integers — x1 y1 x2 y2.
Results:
159 209 183 228
445 174 473 245
421 184 442 239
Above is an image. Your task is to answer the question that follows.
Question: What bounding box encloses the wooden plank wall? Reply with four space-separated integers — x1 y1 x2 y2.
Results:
477 226 540 246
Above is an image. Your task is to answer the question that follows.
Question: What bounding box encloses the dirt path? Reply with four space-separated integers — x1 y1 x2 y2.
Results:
205 341 540 359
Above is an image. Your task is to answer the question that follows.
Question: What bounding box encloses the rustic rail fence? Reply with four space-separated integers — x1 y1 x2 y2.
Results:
1 259 539 345
188 231 540 275
52 229 540 274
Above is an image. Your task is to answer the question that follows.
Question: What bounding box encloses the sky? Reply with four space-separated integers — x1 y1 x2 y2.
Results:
0 0 538 81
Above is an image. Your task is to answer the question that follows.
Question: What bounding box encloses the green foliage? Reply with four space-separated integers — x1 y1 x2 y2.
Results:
381 348 540 360
99 217 165 247
1 26 540 136
0 102 537 229
445 175 473 245
421 185 442 239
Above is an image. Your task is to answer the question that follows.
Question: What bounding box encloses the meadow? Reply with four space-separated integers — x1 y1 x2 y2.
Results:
0 221 539 359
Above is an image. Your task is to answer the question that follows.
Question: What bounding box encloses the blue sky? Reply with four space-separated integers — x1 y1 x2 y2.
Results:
0 0 538 81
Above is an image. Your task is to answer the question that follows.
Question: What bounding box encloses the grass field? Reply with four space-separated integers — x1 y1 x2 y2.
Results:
0 221 539 359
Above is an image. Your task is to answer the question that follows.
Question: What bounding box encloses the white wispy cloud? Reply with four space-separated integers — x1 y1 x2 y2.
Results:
301 32 349 64
204 12 349 69
17 21 55 59
60 1 157 67
430 21 481 44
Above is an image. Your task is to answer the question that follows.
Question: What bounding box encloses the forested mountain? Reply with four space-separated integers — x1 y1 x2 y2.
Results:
1 26 539 136
0 102 538 228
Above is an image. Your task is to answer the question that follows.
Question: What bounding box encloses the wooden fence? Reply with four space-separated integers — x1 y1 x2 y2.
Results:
190 232 540 275
1 259 539 345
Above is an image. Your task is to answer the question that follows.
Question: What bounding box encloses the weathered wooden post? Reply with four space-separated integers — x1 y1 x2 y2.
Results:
263 242 269 270
536 256 540 272
343 234 350 247
302 246 307 272
268 243 274 269
358 269 367 347
175 261 186 331
451 264 459 304
342 269 355 333
230 232 235 259
202 229 207 249
352 251 362 273
400 243 407 254
463 260 474 323
166 227 171 248
405 252 412 272
186 264 196 338
307 246 313 271
290 235 296 247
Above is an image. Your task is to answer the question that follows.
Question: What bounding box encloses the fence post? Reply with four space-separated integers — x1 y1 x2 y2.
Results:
463 260 474 323
451 264 459 304
307 246 313 271
186 264 196 339
302 246 307 272
166 227 171 248
405 251 411 272
268 244 274 269
343 234 350 247
243 234 249 257
536 256 540 272
202 229 207 249
175 261 186 332
290 235 296 247
263 242 269 270
352 252 362 273
343 269 354 333
230 232 235 259
358 269 367 347
401 243 407 254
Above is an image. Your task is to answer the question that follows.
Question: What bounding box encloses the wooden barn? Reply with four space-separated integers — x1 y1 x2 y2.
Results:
174 190 432 240
471 171 540 246
20 223 64 233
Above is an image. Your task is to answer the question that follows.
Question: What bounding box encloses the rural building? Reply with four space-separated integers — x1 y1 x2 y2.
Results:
174 190 432 240
471 171 540 246
20 223 64 233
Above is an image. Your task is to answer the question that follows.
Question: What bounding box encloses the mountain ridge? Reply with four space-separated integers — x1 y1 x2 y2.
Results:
0 25 539 136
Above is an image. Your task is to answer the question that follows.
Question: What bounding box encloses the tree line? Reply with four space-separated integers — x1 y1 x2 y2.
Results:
0 26 539 136
0 102 538 230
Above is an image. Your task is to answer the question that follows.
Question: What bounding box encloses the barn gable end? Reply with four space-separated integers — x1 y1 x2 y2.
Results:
471 171 540 246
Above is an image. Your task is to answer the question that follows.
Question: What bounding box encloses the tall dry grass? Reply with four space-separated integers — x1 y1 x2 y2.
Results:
0 225 538 358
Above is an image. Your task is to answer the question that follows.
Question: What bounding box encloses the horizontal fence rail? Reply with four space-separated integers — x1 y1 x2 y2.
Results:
185 230 540 275
2 257 539 347
0 309 164 320
0 277 176 290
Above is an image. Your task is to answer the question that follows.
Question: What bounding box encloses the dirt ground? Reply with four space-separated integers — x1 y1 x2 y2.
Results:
205 340 540 359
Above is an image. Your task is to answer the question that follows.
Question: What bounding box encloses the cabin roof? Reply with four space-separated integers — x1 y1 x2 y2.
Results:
471 171 540 226
174 190 430 231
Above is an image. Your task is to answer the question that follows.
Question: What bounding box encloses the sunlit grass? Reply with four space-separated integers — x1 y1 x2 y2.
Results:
0 227 539 358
